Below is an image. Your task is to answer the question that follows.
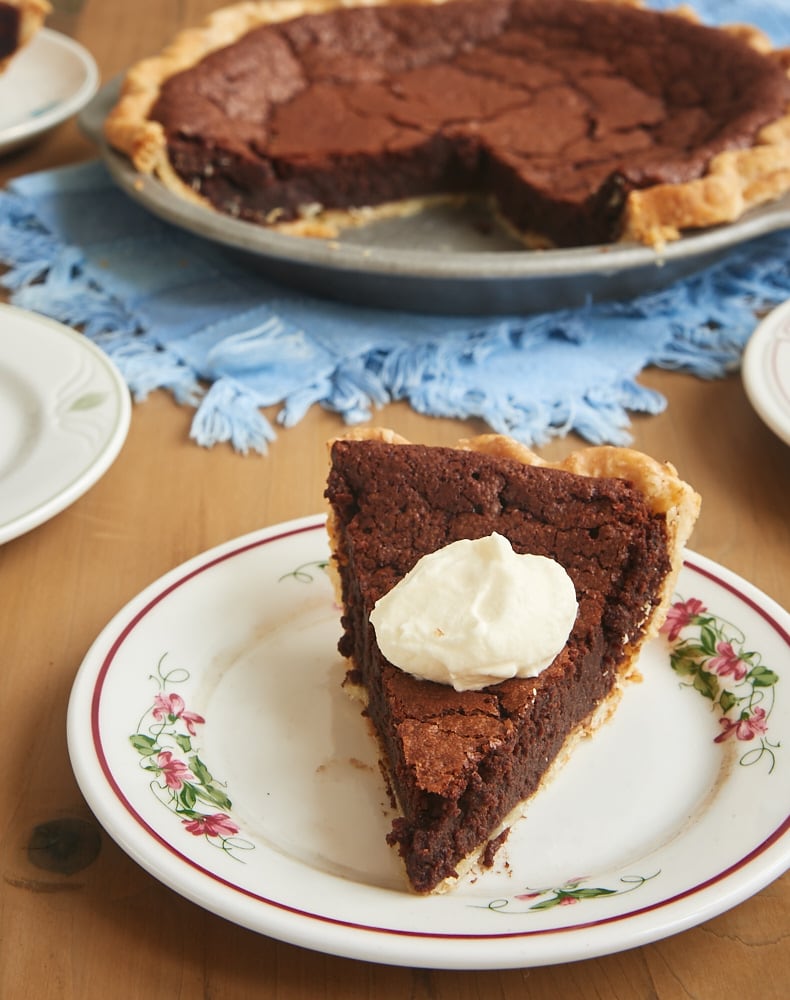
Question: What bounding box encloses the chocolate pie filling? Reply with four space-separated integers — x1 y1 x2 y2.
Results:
149 0 790 246
0 3 21 62
325 438 672 892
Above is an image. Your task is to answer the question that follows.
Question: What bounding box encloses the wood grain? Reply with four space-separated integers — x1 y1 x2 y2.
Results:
1 3 788 996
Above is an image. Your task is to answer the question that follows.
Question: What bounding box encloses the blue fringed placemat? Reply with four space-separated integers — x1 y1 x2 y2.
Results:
1 0 790 454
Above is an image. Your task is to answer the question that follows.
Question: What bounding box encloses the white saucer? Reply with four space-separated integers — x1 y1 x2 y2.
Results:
742 299 790 447
0 304 131 544
0 29 99 156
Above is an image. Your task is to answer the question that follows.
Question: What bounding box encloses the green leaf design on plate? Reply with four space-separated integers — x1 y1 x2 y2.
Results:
749 665 779 688
479 872 659 915
189 754 213 786
279 559 329 584
174 733 193 753
180 783 198 811
663 595 781 772
692 668 719 701
70 391 107 411
196 784 233 811
129 733 158 756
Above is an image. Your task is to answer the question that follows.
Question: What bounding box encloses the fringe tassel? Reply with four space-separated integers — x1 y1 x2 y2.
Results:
3 164 790 453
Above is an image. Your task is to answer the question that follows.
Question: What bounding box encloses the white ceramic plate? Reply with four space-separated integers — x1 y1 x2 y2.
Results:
0 304 131 544
0 29 99 156
67 516 790 968
742 299 790 447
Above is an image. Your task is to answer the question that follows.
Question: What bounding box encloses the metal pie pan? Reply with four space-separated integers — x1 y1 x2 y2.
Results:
81 81 790 315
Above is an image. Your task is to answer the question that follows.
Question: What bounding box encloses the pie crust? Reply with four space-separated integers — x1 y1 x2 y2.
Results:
0 0 49 73
324 427 700 891
105 0 790 249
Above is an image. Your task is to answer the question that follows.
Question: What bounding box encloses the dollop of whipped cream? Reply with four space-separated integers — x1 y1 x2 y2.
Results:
369 533 578 692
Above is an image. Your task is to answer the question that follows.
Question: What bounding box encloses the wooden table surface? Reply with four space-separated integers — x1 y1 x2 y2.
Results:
1 2 789 996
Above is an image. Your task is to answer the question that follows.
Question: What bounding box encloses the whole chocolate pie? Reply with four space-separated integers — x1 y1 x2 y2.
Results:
106 0 790 248
0 0 49 73
325 429 700 892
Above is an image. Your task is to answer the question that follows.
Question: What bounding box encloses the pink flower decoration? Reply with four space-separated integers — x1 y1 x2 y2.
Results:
152 691 205 735
709 640 748 681
182 813 240 838
714 706 768 744
515 892 542 901
155 750 195 790
559 896 578 906
661 598 707 641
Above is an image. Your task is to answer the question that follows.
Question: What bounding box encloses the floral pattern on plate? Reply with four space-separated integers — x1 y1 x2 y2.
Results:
481 872 661 915
663 596 781 771
67 520 790 970
130 654 254 861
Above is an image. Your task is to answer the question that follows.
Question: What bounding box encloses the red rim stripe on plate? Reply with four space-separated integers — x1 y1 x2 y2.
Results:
88 529 790 942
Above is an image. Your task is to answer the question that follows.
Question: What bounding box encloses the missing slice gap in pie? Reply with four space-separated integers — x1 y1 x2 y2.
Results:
105 0 790 249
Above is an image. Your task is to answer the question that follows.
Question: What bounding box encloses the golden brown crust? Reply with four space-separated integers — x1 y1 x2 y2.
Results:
622 115 790 248
0 0 50 74
105 0 790 248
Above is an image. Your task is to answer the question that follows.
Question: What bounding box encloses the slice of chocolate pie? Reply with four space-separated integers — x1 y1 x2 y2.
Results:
0 0 49 74
106 0 790 248
324 429 700 893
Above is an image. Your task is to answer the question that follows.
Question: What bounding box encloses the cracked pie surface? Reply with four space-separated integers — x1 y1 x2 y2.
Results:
105 0 790 249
